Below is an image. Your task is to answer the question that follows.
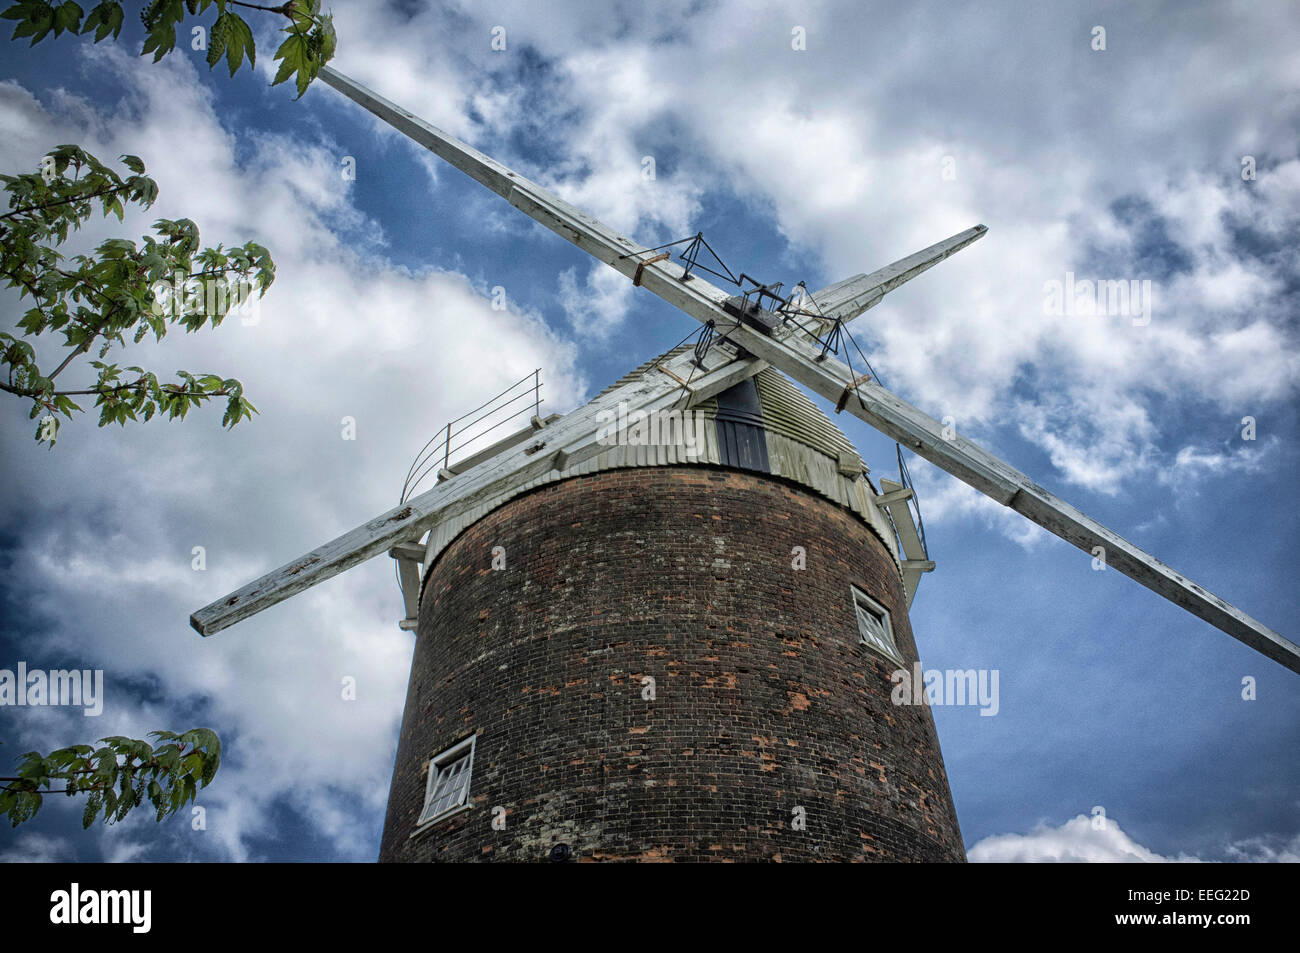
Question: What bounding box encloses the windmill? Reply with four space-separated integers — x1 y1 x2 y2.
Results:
191 68 1298 862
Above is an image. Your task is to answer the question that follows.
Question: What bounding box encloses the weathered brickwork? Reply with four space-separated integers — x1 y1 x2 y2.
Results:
379 466 965 862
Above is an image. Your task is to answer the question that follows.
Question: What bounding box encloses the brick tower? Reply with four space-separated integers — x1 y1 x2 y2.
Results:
377 359 965 862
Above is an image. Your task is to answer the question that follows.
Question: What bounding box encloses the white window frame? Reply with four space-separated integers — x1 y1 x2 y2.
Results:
414 734 476 832
852 587 902 665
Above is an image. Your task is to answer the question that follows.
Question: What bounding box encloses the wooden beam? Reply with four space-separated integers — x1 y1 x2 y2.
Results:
396 557 421 621
875 487 915 506
879 478 929 607
388 542 426 562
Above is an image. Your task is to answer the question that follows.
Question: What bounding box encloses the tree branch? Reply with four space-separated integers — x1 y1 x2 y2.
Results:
227 0 297 16
0 378 235 399
0 182 131 224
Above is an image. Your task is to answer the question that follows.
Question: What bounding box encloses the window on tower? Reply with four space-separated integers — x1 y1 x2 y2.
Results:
417 735 476 829
852 587 902 664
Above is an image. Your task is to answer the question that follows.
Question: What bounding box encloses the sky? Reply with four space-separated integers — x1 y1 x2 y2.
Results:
0 0 1297 863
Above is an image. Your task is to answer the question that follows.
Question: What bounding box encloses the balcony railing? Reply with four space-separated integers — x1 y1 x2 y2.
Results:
400 369 543 505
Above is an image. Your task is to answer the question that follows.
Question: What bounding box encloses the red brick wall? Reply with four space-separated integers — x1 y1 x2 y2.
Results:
379 466 965 862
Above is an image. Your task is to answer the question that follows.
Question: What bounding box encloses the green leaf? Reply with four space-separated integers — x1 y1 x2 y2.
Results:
77 1 120 42
8 1 54 44
318 14 335 62
139 0 183 62
101 0 122 41
225 13 253 77
271 31 305 89
51 0 81 36
205 9 227 70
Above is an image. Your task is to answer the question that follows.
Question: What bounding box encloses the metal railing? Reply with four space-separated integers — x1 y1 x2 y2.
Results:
400 369 543 505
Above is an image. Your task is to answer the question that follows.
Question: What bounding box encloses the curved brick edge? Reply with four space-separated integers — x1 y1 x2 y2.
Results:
380 466 965 862
417 460 907 609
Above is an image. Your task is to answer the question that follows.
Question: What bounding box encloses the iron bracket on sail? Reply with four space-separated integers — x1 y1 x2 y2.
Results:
720 294 782 335
834 373 873 414
633 252 670 286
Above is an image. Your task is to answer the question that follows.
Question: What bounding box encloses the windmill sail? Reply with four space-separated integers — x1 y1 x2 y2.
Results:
808 225 988 325
193 67 1298 676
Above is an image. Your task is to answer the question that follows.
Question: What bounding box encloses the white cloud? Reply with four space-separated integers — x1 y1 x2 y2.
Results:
557 262 635 336
911 461 1049 551
969 813 1300 863
969 814 1201 863
1161 436 1279 487
102 839 153 864
0 832 76 863
1013 396 1160 496
1224 834 1300 864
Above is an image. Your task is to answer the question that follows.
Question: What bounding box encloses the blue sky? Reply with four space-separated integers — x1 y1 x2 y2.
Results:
0 0 1296 862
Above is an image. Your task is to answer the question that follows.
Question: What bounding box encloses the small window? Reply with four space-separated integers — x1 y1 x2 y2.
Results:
852 587 901 664
417 735 476 827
